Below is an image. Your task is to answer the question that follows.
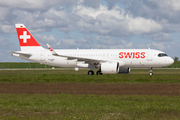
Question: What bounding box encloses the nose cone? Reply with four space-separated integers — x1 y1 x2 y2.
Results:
169 57 174 65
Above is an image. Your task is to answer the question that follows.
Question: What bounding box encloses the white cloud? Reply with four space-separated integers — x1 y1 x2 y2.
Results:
60 38 91 49
0 25 15 33
83 0 101 8
0 0 80 10
124 0 180 33
61 39 76 48
148 0 180 11
34 34 59 48
142 32 173 42
95 35 134 49
74 4 162 36
0 1 163 37
127 16 162 34
0 0 52 10
149 42 166 50
151 33 172 41
33 33 92 49
75 4 123 19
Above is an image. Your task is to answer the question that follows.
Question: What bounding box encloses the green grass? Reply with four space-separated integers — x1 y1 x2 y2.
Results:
0 61 180 69
0 94 180 120
1 69 180 119
0 62 56 69
0 69 180 84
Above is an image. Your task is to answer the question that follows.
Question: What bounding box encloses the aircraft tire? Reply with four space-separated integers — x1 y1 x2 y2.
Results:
88 70 94 75
96 71 102 75
149 72 153 75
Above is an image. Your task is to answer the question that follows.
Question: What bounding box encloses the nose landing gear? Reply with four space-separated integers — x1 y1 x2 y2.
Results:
149 67 153 75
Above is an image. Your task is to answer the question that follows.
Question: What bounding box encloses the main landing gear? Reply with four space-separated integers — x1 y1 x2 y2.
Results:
96 71 102 75
88 70 102 75
149 67 153 75
88 70 94 75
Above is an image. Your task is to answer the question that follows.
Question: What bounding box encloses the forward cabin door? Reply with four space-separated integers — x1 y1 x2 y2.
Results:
147 50 153 61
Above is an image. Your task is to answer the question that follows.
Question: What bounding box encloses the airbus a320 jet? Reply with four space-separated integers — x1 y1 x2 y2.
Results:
9 24 174 75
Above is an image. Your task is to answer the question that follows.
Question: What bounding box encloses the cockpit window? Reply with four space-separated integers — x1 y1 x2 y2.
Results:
158 53 168 57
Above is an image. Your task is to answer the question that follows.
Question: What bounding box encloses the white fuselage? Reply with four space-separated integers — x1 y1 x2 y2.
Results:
17 48 174 68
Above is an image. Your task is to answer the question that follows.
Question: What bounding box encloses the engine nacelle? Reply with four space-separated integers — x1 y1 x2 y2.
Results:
101 62 119 74
118 67 130 73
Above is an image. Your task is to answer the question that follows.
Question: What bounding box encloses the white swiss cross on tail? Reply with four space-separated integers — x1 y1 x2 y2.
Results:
15 24 41 49
20 31 30 43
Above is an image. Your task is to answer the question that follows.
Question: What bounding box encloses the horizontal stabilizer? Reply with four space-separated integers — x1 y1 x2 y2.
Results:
8 51 32 58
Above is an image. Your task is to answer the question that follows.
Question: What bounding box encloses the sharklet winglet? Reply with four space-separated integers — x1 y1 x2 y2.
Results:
47 44 58 56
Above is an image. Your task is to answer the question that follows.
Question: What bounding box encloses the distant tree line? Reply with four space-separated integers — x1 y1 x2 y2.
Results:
174 56 179 62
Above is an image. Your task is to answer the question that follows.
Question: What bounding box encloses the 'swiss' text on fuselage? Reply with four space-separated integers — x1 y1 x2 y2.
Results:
119 52 145 59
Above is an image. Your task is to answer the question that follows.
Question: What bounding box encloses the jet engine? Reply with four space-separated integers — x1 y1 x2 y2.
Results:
101 62 119 74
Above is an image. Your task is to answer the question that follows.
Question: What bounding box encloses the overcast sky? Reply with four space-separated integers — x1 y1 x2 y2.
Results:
1 0 180 62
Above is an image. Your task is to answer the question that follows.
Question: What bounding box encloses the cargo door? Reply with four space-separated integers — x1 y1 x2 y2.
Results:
40 51 45 61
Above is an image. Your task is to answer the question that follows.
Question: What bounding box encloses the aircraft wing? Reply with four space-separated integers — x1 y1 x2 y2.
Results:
8 51 32 58
47 44 107 63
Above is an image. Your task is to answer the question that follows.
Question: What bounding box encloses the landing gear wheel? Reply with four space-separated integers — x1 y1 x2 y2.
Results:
149 72 153 75
149 67 153 75
88 70 94 75
96 71 102 75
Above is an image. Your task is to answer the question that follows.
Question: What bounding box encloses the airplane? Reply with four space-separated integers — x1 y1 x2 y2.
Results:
9 24 174 75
